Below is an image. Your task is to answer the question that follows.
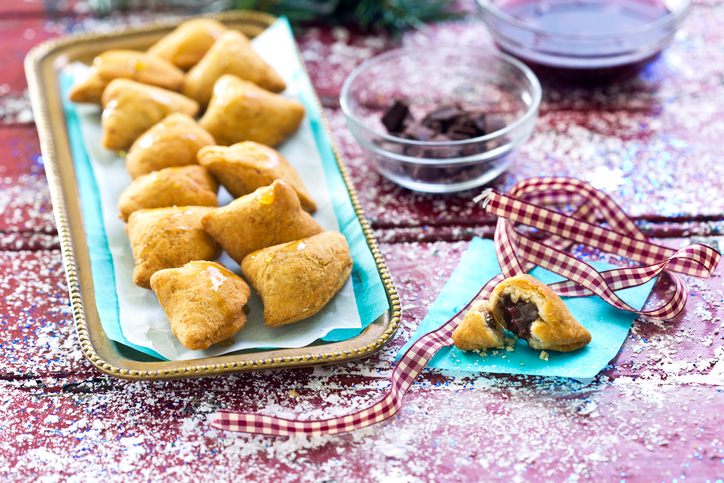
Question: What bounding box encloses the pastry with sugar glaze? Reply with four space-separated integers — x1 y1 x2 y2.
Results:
125 113 215 179
146 18 228 70
151 261 251 350
125 206 219 289
118 165 219 222
69 50 185 104
183 30 286 107
198 75 304 147
201 179 323 264
197 140 316 212
101 79 199 151
241 231 352 327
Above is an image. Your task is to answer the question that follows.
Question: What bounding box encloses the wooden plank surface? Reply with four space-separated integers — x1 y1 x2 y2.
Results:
0 1 723 481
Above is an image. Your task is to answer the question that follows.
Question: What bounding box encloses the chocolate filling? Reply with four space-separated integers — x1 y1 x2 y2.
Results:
499 294 539 340
483 310 497 330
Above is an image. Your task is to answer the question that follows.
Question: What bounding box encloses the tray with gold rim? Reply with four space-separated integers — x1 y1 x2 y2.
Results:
24 11 400 380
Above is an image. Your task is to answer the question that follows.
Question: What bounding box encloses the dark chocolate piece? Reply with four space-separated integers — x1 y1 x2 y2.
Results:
500 294 539 340
380 101 510 156
484 116 506 135
404 122 436 142
422 104 463 123
381 100 410 133
446 125 479 140
484 310 497 329
472 113 487 133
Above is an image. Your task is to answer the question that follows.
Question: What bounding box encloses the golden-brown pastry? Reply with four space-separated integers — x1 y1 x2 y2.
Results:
201 180 323 264
489 274 592 352
241 231 352 327
146 18 228 70
118 165 219 222
183 30 286 107
125 113 216 179
452 300 505 351
197 141 316 212
69 50 185 104
198 75 304 147
125 206 220 289
150 261 251 350
101 79 199 151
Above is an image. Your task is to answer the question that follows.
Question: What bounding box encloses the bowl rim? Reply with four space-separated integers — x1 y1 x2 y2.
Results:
477 0 692 40
339 46 542 148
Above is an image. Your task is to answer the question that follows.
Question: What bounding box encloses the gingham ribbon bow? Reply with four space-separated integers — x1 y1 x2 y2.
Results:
211 177 720 436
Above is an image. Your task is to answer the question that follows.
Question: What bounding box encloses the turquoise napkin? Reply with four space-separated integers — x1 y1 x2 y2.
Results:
397 237 654 381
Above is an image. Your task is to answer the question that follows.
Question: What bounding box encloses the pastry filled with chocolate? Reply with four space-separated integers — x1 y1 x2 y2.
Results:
452 299 505 351
489 274 591 352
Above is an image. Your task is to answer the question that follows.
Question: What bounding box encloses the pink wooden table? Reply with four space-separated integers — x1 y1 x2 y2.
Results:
1 1 723 481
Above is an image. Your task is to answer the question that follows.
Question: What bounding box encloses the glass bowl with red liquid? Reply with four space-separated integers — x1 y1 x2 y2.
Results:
340 47 541 193
478 0 691 75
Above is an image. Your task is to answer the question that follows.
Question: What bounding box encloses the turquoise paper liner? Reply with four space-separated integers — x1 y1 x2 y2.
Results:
397 237 655 381
59 17 388 358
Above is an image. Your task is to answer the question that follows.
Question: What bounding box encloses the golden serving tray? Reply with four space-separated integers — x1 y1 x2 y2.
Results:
25 11 400 380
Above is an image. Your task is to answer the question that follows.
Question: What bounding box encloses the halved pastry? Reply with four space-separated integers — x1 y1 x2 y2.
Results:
202 180 323 264
184 30 286 107
241 231 353 327
452 300 505 351
118 165 219 222
125 206 219 289
198 75 304 147
197 141 316 212
101 79 199 151
489 274 592 352
69 50 185 104
146 18 228 71
125 113 216 179
150 261 251 350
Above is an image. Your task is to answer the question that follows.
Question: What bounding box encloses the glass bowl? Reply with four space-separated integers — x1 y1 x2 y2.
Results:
339 47 541 193
478 0 692 70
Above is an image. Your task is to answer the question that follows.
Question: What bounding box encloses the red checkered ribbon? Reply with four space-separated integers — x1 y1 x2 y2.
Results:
211 177 720 436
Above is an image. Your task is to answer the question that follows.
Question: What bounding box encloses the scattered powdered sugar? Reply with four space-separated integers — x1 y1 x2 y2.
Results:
2 4 724 482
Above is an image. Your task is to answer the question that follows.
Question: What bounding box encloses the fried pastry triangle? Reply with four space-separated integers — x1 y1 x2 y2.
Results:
151 261 251 350
184 30 286 107
69 50 185 104
452 300 505 351
101 79 199 151
198 75 304 147
197 141 316 212
241 231 353 327
125 206 219 289
146 18 228 70
118 165 219 222
489 274 592 352
125 113 216 179
202 180 323 264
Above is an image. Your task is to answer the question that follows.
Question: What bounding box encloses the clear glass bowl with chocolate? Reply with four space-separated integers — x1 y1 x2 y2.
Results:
340 47 541 192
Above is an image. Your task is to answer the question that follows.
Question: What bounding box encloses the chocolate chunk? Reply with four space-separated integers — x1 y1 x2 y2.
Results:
429 134 452 142
500 294 539 340
381 100 410 133
381 100 508 145
472 113 487 133
484 311 497 329
485 116 507 135
446 125 479 140
404 122 436 142
422 104 463 123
